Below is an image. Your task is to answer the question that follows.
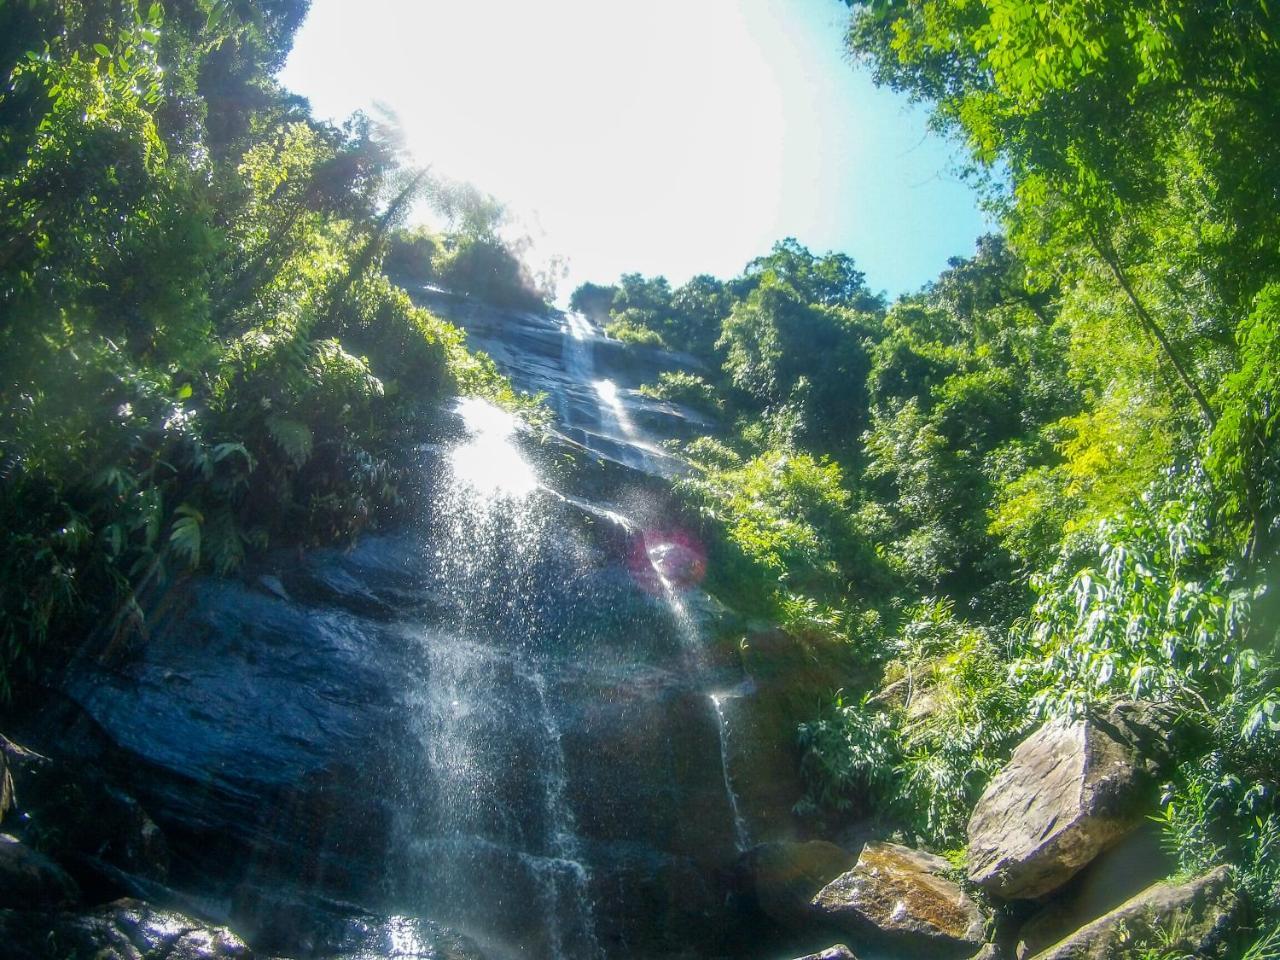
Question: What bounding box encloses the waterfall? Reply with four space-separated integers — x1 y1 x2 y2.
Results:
710 693 751 853
398 397 602 960
373 302 768 957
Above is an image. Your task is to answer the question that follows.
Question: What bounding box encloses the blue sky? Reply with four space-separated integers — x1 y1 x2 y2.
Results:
279 0 989 300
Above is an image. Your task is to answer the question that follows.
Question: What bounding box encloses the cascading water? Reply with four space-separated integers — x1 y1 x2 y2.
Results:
378 303 770 957
710 692 751 853
394 397 601 960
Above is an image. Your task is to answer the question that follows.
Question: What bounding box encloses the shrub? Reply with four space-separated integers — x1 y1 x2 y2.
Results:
605 313 667 347
638 371 723 414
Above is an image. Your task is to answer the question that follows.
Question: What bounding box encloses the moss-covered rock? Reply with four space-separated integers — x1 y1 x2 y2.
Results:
811 842 986 955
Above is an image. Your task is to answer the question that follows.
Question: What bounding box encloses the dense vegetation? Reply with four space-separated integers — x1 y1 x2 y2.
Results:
0 0 539 698
575 0 1280 947
3 0 1277 952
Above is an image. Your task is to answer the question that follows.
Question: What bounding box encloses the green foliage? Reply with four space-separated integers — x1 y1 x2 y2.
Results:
383 226 440 287
432 234 546 311
1210 283 1280 562
679 448 889 620
1013 469 1267 719
568 281 617 322
0 0 527 697
638 371 722 415
604 315 667 347
797 600 1030 844
796 691 899 815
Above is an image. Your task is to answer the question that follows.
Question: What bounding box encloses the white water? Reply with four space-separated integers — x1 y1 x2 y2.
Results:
710 692 751 853
403 396 602 960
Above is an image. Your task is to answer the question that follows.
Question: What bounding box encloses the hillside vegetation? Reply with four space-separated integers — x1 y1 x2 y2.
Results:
0 0 540 698
574 0 1280 945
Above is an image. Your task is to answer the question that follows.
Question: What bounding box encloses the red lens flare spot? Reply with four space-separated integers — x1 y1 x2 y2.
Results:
628 527 707 593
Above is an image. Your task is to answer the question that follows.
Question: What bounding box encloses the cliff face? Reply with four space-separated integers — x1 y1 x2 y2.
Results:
15 299 819 960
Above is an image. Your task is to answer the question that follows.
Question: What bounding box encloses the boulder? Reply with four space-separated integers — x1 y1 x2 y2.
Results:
0 897 250 960
1026 865 1236 960
0 833 80 906
0 720 171 895
791 946 859 960
966 703 1178 900
747 840 857 926
1014 824 1173 958
811 842 985 955
311 914 487 959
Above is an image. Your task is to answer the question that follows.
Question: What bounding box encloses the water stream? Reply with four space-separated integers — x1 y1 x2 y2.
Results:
710 692 752 854
385 304 763 957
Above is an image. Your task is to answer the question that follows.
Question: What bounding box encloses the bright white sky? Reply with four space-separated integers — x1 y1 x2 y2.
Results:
280 0 989 301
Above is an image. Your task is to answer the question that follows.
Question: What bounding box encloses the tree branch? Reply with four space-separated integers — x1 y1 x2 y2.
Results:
1093 240 1217 428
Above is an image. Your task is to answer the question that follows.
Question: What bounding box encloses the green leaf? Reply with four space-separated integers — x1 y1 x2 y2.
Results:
265 415 313 467
169 505 203 569
93 43 111 58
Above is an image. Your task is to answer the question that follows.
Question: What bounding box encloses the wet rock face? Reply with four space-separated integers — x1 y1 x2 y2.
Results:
49 525 790 956
0 898 250 960
30 305 810 958
811 842 985 955
791 946 859 960
0 833 80 906
748 840 858 926
235 896 488 960
417 293 713 479
966 703 1178 900
1025 866 1236 960
60 569 409 901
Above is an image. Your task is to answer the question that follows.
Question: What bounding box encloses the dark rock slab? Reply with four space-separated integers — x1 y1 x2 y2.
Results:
1026 865 1236 960
1014 824 1173 959
0 832 80 907
58 575 411 899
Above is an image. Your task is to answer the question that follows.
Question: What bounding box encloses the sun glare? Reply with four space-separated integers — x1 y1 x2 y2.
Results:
280 0 987 298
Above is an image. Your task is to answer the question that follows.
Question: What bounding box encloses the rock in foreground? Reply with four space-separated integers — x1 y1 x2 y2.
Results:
967 703 1177 899
0 898 250 960
0 832 80 907
791 946 859 960
1026 865 1236 960
747 840 857 926
811 842 985 955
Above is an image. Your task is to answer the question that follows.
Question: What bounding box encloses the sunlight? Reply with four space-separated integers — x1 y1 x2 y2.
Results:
280 0 987 298
447 397 540 499
592 378 637 439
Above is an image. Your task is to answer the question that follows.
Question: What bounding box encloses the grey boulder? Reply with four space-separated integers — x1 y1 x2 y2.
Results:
967 703 1179 900
1026 865 1236 960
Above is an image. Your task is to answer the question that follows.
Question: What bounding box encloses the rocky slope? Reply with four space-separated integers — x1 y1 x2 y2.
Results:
2 299 839 959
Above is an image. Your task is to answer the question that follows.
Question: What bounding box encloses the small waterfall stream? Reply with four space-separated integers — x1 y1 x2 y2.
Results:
710 692 752 854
